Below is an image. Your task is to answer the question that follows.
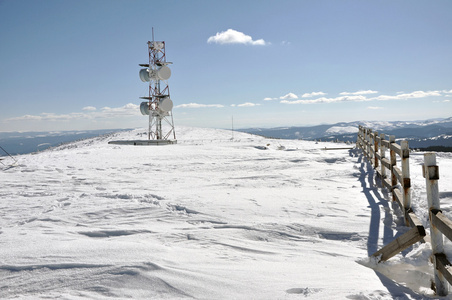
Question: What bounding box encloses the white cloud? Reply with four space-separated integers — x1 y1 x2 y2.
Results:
207 29 267 46
6 103 141 123
265 92 326 101
301 91 327 98
281 95 368 104
443 89 452 94
373 90 441 101
7 114 43 121
100 103 140 117
41 112 85 121
367 106 383 110
7 112 84 122
279 89 448 105
82 106 96 111
280 92 298 100
444 100 451 103
175 103 224 108
340 90 378 96
263 93 298 101
237 102 260 107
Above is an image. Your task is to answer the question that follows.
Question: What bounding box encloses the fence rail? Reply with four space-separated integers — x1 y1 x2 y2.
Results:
357 125 452 296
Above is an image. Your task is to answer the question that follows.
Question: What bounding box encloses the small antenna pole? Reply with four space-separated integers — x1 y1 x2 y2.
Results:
231 115 234 140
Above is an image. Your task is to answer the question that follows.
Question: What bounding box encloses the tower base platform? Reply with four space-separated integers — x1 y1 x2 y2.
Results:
108 140 177 146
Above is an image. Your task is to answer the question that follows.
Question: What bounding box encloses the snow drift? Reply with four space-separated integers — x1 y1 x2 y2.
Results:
1 127 452 299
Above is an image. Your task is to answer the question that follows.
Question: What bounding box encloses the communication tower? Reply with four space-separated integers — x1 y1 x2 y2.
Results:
139 35 176 142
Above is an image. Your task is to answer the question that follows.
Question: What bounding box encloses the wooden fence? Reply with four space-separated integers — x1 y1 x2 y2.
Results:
357 125 452 296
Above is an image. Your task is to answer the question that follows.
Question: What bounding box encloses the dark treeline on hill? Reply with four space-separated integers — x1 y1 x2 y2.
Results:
417 146 452 153
239 117 452 150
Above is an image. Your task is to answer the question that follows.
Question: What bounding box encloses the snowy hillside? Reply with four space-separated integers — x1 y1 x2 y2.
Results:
241 117 452 148
1 127 452 299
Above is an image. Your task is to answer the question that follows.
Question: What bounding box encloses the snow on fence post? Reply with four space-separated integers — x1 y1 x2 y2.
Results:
424 153 448 296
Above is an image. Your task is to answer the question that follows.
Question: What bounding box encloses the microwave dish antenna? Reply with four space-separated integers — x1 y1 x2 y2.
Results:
138 31 176 142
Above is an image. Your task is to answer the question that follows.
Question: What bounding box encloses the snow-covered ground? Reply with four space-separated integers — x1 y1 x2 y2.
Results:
1 127 452 299
325 125 359 135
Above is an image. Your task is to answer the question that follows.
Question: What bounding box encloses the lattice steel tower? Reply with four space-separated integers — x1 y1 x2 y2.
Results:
139 36 176 141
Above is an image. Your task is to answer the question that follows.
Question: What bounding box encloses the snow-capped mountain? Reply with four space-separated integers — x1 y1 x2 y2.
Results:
240 117 452 149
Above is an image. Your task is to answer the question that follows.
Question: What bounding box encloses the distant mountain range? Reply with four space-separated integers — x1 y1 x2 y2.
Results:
0 129 130 156
2 117 452 157
239 117 452 150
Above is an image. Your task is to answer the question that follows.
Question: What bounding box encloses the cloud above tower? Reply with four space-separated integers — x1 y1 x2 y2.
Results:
207 29 267 46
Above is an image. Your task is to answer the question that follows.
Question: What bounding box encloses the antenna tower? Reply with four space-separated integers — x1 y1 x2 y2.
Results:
139 31 176 141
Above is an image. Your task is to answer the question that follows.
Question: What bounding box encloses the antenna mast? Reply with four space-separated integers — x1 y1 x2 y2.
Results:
231 116 234 140
139 30 176 141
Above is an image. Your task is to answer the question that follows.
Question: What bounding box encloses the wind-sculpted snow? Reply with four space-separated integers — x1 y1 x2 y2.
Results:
1 126 452 299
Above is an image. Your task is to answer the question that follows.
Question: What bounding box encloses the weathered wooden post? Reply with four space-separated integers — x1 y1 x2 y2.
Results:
374 131 379 168
369 129 375 167
361 126 364 150
366 128 372 160
361 126 365 151
424 153 448 296
363 128 368 157
401 141 411 212
380 133 386 183
363 128 366 155
357 126 362 150
389 135 397 197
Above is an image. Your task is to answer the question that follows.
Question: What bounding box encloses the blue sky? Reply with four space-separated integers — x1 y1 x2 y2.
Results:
0 0 451 132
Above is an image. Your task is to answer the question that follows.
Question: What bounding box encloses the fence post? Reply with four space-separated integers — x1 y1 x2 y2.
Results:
357 126 363 150
362 128 366 155
369 129 375 167
389 135 397 193
356 126 360 148
374 131 379 168
380 133 386 182
401 141 411 212
424 153 448 296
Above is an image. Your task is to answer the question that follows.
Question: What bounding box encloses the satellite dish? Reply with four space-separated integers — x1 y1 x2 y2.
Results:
139 66 171 82
139 69 151 82
140 102 150 115
156 65 171 80
158 97 173 112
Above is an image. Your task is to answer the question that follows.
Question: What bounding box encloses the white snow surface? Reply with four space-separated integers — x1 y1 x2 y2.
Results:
325 126 358 135
1 127 452 299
